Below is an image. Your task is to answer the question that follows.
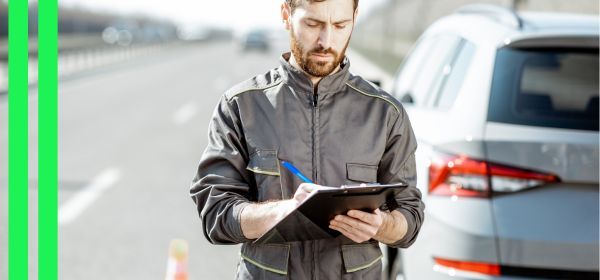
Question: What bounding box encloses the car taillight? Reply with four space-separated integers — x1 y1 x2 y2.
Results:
434 257 501 276
428 151 560 198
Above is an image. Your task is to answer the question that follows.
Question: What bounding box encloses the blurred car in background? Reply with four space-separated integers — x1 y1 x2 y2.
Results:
390 4 599 280
241 29 270 52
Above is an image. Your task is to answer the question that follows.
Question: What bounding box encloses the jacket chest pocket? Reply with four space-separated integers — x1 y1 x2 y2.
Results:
346 163 378 184
246 149 283 201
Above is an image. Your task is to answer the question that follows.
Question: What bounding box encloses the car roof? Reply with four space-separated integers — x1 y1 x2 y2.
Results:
423 4 599 49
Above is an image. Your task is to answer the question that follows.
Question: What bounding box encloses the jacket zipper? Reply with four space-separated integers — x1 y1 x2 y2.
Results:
312 91 319 184
311 91 319 280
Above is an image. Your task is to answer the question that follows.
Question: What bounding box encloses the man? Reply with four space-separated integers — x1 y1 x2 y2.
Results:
190 0 425 278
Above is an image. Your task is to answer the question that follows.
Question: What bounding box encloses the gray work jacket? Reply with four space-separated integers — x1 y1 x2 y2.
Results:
190 53 425 279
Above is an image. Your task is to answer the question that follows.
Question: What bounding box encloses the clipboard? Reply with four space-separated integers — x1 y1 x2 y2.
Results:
253 182 408 245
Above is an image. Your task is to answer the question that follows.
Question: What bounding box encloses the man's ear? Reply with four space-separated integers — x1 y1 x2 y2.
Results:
281 2 292 30
353 7 359 20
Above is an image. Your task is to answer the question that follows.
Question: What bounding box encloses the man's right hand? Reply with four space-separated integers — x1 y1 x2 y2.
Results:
240 183 325 239
292 183 321 205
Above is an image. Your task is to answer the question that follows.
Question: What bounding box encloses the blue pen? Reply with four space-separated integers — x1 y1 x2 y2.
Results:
280 161 314 183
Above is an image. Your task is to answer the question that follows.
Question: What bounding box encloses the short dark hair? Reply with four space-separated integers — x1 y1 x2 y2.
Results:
286 0 359 13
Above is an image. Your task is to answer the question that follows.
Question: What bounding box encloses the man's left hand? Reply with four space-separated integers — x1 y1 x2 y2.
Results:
329 209 384 243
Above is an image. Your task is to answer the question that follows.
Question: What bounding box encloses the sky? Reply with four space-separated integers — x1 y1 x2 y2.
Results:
57 0 386 31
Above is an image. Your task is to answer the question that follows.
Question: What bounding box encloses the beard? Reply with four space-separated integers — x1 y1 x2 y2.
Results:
290 28 350 78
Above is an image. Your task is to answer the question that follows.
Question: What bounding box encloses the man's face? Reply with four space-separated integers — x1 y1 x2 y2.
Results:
284 0 356 77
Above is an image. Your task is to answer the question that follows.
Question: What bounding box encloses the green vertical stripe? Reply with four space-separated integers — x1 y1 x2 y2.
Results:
38 0 58 279
8 0 29 279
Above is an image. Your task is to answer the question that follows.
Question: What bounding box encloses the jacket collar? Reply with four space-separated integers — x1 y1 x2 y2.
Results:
278 52 351 96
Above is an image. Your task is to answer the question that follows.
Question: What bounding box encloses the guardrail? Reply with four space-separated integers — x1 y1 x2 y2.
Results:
0 36 181 94
0 34 111 60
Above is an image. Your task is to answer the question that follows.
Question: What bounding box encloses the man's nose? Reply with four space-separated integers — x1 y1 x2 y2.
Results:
317 25 333 50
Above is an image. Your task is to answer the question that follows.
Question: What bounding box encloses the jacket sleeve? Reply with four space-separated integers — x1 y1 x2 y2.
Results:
378 106 425 248
190 96 254 244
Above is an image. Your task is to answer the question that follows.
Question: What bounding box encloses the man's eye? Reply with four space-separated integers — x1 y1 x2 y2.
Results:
335 24 347 29
306 22 319 27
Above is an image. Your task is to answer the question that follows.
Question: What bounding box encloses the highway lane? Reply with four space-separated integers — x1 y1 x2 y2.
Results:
1 39 289 279
56 41 288 279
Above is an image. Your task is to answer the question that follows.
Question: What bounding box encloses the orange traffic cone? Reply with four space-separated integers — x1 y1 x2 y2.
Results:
165 239 189 280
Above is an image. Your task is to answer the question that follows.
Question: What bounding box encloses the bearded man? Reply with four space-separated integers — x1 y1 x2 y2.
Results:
190 0 425 278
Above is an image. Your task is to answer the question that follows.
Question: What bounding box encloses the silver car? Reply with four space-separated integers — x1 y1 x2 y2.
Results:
390 4 599 279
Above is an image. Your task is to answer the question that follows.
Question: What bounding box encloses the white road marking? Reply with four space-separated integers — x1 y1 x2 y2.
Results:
173 103 198 126
59 168 120 225
0 62 7 92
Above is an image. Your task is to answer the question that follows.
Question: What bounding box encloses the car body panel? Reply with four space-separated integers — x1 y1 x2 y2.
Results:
403 203 499 280
484 123 599 183
492 183 599 270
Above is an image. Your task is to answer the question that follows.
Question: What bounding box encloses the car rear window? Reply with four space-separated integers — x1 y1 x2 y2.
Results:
488 47 598 131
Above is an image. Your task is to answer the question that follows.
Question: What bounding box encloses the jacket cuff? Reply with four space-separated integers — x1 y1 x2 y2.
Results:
230 201 253 243
388 208 417 248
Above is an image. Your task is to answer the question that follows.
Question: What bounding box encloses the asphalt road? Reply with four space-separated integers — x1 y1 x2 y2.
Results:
0 39 291 279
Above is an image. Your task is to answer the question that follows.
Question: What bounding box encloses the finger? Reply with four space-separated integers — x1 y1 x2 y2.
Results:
334 215 370 230
294 192 308 202
329 224 359 242
348 210 377 224
331 219 377 238
329 224 367 243
300 183 330 193
294 184 315 203
298 183 316 193
331 218 375 239
336 224 370 243
347 210 380 226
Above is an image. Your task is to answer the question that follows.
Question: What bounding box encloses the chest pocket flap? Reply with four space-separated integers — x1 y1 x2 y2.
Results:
346 163 378 183
241 243 290 275
247 150 280 176
341 243 383 273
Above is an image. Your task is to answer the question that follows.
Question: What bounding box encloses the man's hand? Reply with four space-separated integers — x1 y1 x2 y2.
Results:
292 183 323 205
329 209 384 243
240 183 325 239
329 209 409 244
